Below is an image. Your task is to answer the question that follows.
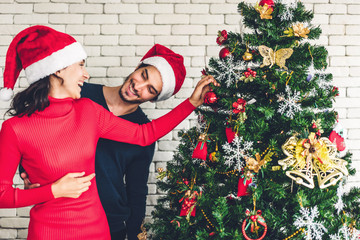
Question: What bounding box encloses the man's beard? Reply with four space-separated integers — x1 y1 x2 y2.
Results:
118 76 148 104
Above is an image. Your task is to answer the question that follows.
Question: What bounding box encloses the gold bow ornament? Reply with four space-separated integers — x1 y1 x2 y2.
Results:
284 23 310 39
278 132 348 189
258 45 293 70
255 3 273 20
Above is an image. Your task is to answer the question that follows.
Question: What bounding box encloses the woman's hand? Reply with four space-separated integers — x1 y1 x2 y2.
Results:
189 75 219 108
51 172 95 199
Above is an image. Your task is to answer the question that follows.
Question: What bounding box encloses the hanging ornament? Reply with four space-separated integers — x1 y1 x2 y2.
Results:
137 221 147 240
258 45 293 70
278 132 349 189
233 98 246 114
219 47 231 59
240 68 257 83
179 190 199 218
332 86 340 96
192 123 211 161
284 23 310 39
192 133 209 161
225 127 237 143
259 0 274 10
238 177 253 197
242 209 268 240
243 44 253 61
216 30 228 45
255 3 273 20
204 91 218 105
209 143 220 162
329 121 346 152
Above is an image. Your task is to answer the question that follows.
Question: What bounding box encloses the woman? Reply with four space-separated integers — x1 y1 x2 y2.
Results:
0 25 217 239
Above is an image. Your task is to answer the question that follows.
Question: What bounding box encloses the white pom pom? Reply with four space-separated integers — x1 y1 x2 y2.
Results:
0 88 14 101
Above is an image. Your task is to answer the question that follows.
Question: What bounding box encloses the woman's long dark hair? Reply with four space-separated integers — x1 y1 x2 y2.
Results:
6 76 51 117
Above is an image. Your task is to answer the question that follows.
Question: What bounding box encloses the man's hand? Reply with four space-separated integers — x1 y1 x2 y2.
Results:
21 172 41 189
189 75 220 108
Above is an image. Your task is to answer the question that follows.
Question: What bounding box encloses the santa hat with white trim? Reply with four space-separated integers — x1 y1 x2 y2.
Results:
139 44 186 101
0 25 87 101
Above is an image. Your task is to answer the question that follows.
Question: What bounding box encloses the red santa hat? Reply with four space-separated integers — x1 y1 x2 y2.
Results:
0 25 87 101
139 44 186 101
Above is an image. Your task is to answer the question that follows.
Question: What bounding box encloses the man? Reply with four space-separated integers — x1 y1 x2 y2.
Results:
21 44 208 239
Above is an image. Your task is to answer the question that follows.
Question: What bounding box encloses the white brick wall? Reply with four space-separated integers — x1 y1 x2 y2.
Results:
0 1 359 238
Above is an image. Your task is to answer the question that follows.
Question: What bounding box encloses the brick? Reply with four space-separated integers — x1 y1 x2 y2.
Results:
347 88 360 97
191 56 207 67
0 229 17 239
349 67 360 77
102 46 136 56
104 4 138 14
101 25 136 35
122 0 154 2
148 184 157 194
69 4 103 13
0 209 16 217
66 25 100 35
86 56 120 67
17 229 28 239
346 25 360 35
17 207 31 217
320 25 345 36
34 3 69 13
172 46 206 57
326 46 345 56
314 4 347 14
347 139 360 149
330 15 360 25
84 14 118 24
330 56 360 67
210 4 238 14
156 0 189 2
172 25 206 35
0 218 29 228
312 14 329 25
190 35 217 45
190 14 224 24
192 0 224 2
51 0 83 2
0 4 33 13
330 36 360 46
14 14 49 24
83 46 101 56
137 25 171 35
348 129 360 139
333 77 360 87
330 0 360 3
175 4 209 14
86 67 107 78
121 57 141 66
153 151 174 161
139 4 173 14
348 4 360 14
154 35 189 46
333 98 360 108
49 14 83 24
86 0 120 3
155 14 189 24
84 35 118 45
346 46 360 56
119 35 154 45
158 140 180 151
0 15 13 24
107 67 134 78
120 14 154 24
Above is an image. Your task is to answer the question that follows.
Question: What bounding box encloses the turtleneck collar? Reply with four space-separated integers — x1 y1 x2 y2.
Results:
35 96 74 117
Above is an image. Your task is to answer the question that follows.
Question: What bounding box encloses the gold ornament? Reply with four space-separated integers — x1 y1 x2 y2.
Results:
209 142 219 162
137 221 147 240
258 45 293 70
255 3 273 20
284 24 310 39
242 48 253 61
278 133 348 189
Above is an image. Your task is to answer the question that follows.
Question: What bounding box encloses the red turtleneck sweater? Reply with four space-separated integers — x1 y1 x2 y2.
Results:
0 96 195 240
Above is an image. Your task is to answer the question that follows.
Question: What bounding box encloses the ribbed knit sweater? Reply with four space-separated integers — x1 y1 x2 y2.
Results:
0 96 195 240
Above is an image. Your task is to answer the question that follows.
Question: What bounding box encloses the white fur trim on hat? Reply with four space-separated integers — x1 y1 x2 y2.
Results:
141 56 175 101
0 88 14 101
24 42 87 84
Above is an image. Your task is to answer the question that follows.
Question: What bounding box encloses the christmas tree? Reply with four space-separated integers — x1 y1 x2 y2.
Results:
148 0 360 239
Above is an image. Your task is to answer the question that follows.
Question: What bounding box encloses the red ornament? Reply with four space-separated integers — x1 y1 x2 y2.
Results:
232 98 247 114
329 122 346 152
204 91 218 105
201 68 207 76
237 176 252 197
192 134 208 160
242 209 267 240
225 127 237 143
219 48 230 59
216 30 228 45
179 190 198 217
259 0 274 9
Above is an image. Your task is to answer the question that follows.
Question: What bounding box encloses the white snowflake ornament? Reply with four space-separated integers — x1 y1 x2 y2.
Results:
277 85 302 119
294 206 327 240
222 135 253 170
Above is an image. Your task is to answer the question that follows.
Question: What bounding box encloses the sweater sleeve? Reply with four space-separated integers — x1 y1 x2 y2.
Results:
95 98 195 146
0 121 54 208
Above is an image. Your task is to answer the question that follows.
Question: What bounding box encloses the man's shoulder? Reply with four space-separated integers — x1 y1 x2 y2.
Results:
81 82 106 107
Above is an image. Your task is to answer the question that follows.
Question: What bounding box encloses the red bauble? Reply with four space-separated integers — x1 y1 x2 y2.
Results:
237 177 252 197
204 91 218 105
225 127 237 143
259 0 274 9
219 48 230 59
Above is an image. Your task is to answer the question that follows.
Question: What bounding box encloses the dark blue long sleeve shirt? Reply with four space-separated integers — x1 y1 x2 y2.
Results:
81 83 155 239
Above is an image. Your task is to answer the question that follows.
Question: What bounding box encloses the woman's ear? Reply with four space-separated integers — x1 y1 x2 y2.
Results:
54 70 62 78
